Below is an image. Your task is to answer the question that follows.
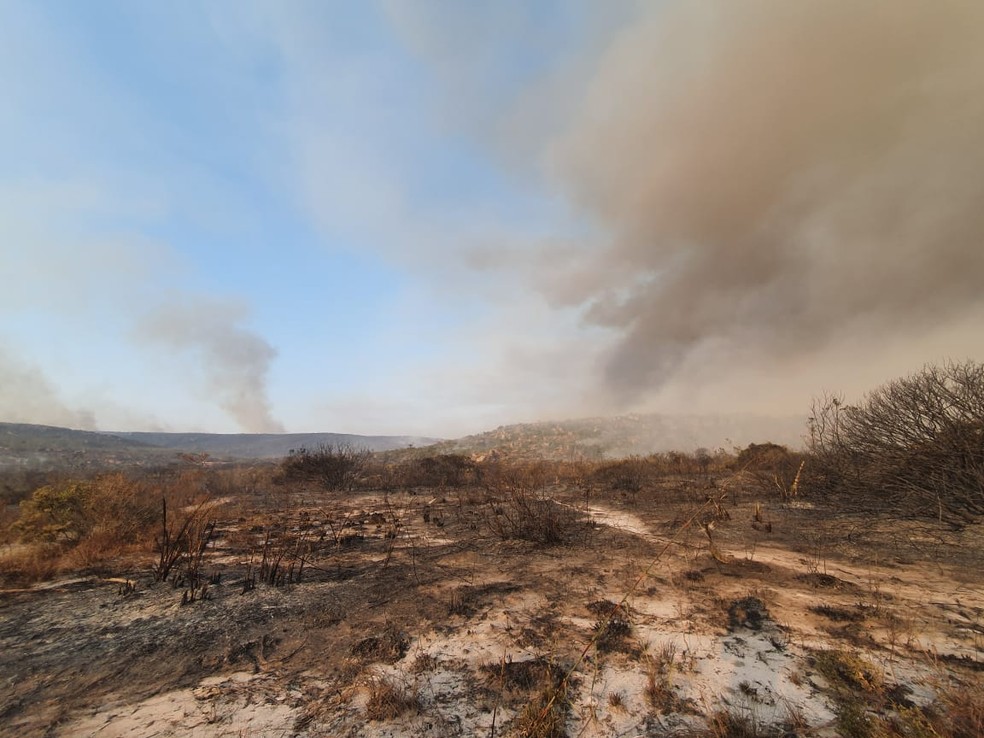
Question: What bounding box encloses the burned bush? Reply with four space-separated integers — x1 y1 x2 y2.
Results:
807 362 984 526
280 443 372 492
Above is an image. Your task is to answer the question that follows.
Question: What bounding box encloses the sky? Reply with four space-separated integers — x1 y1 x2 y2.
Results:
2 1 983 438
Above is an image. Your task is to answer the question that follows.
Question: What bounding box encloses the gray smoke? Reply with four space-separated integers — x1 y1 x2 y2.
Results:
543 1 984 400
137 300 283 433
0 348 96 429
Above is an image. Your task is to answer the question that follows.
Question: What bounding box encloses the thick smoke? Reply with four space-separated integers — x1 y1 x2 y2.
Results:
545 1 984 400
137 300 283 433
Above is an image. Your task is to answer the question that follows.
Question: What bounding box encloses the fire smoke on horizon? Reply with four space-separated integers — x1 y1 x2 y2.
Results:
137 300 284 434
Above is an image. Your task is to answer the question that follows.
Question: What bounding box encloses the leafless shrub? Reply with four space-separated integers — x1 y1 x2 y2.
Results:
807 361 984 527
152 496 217 583
400 454 478 489
484 479 584 546
255 528 314 587
279 443 372 492
591 456 658 492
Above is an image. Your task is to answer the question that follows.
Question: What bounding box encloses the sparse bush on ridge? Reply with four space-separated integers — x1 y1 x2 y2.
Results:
807 361 984 526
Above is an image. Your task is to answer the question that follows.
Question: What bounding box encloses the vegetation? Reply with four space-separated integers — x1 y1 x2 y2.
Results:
280 442 372 491
2 363 983 736
15 473 157 549
808 361 984 526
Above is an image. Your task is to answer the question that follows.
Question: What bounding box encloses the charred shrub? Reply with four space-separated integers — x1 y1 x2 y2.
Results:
484 463 584 546
280 443 372 491
404 454 478 489
807 362 984 526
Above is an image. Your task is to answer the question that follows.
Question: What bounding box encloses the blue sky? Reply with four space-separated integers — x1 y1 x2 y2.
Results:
0 1 610 435
3 1 983 436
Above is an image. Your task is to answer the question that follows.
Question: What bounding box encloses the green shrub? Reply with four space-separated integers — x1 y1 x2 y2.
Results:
15 481 94 543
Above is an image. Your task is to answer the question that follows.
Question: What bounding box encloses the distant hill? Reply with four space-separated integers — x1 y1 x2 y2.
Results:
0 422 149 453
0 422 440 471
1 414 807 472
387 413 808 462
0 422 172 471
110 431 440 459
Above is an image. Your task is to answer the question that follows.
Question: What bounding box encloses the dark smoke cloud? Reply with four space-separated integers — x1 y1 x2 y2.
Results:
545 1 984 400
137 299 283 433
0 348 96 429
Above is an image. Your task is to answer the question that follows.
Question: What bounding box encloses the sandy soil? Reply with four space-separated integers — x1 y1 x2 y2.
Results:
1 480 982 737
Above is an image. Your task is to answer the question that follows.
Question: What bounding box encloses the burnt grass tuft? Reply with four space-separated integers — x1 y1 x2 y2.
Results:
728 596 769 631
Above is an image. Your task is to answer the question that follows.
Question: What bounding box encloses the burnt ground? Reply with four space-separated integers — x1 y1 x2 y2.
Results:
1 477 982 737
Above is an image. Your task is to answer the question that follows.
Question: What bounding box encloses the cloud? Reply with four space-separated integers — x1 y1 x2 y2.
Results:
135 298 284 433
538 1 984 402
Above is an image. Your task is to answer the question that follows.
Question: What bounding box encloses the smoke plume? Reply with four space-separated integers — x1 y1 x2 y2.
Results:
544 1 984 400
0 348 96 429
137 300 283 433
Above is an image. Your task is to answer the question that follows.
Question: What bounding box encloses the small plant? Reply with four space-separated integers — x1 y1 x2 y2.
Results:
644 642 694 715
697 708 787 738
152 497 216 583
728 596 770 631
363 674 419 721
511 679 572 738
592 612 632 653
351 629 410 664
812 649 883 697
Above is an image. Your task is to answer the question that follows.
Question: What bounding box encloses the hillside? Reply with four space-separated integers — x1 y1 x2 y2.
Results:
390 413 807 462
110 431 440 459
0 423 439 471
0 422 172 471
0 413 805 472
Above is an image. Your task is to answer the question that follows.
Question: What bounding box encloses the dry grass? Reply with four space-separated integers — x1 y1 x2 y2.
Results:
363 674 420 721
644 642 695 715
812 649 884 698
691 709 791 738
511 679 572 738
0 542 62 584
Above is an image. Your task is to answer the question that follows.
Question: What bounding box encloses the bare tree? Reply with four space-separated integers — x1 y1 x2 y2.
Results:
807 361 984 526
